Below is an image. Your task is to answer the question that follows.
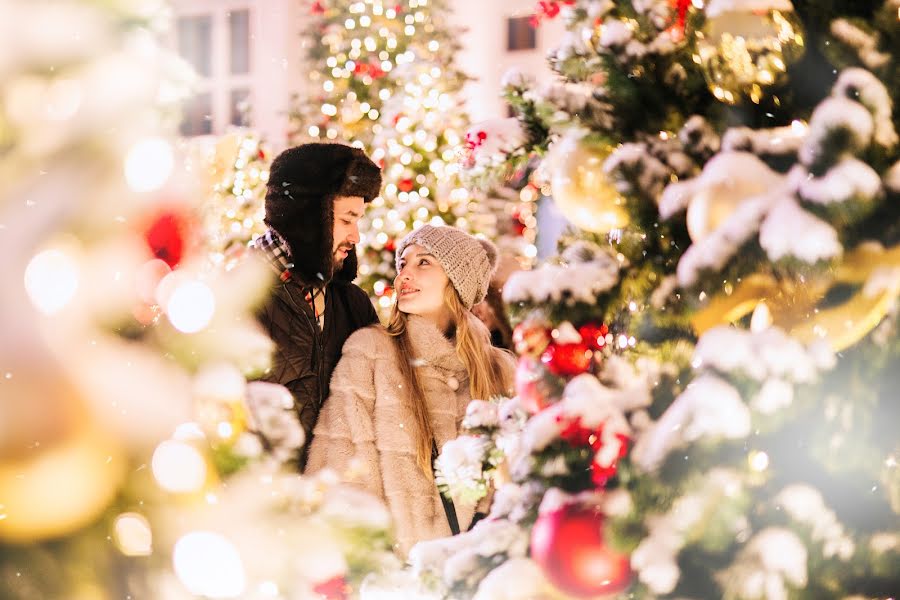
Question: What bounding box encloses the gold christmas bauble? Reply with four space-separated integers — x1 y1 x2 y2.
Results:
0 421 126 542
683 151 784 243
546 131 629 233
696 2 806 104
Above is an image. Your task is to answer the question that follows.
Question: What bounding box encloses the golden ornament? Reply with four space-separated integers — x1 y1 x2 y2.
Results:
0 420 126 542
696 2 806 104
678 151 783 243
546 131 629 233
692 242 900 351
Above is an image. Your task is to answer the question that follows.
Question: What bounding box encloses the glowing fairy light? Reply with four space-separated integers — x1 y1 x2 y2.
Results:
173 531 246 598
166 280 215 333
125 138 173 192
113 512 153 556
749 451 770 472
24 248 79 315
151 439 207 493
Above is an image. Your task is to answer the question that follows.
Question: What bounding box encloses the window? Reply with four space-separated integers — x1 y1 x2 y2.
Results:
507 16 536 51
229 10 250 74
174 6 253 136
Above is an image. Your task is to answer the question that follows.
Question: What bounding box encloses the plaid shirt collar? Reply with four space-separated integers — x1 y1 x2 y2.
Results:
253 228 296 283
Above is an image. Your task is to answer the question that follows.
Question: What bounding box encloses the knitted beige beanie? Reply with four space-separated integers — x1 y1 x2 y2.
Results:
395 225 498 309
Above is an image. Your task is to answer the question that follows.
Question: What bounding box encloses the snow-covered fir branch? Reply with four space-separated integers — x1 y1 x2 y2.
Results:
503 241 620 306
830 19 891 72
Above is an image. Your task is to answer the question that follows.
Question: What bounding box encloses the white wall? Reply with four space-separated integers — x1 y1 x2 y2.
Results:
447 0 565 122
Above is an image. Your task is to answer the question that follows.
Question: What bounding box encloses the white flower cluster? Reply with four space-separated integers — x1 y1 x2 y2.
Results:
503 243 620 306
461 399 500 430
776 485 855 560
717 528 808 600
243 380 306 464
434 436 491 503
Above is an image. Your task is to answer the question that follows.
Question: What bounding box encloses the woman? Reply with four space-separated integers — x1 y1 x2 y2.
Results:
306 225 515 555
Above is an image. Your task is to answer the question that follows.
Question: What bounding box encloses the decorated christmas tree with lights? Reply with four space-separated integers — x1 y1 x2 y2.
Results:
394 0 900 598
290 0 499 310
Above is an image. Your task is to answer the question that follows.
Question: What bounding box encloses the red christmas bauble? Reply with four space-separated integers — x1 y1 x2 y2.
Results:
512 320 551 357
530 504 632 598
145 210 188 268
541 342 593 377
578 323 609 352
516 356 550 413
398 178 414 193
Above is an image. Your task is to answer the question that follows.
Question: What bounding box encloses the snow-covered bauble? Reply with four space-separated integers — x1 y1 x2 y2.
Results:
696 0 806 104
530 502 632 597
546 129 630 233
660 151 783 243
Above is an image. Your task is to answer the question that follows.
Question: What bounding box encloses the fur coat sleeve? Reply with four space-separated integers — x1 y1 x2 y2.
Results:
305 327 384 501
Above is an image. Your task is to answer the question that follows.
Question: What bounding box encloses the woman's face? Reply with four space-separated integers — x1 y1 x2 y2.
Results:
395 244 450 319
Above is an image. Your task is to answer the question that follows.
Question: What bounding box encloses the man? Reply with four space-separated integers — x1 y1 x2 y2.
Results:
252 143 381 469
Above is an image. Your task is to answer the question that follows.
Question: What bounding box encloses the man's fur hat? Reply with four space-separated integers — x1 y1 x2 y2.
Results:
264 143 382 286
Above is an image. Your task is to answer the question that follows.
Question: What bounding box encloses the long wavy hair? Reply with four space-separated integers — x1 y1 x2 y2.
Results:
386 284 512 477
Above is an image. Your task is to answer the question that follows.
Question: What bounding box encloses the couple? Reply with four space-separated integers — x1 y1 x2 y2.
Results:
252 142 515 554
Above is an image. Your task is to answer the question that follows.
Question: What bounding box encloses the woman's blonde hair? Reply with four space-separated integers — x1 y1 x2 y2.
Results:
386 284 512 477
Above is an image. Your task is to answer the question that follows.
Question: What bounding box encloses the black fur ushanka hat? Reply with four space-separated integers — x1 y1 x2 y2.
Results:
264 143 382 286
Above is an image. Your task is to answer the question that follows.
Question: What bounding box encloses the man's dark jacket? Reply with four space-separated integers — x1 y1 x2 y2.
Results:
253 143 381 469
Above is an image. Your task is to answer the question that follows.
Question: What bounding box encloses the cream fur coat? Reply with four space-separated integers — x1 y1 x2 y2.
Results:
306 313 515 555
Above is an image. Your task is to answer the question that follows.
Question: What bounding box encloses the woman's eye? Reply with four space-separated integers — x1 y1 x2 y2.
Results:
419 258 429 266
341 219 352 225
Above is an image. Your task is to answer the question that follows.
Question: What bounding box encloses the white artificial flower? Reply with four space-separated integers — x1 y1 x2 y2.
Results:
434 436 489 500
462 400 500 430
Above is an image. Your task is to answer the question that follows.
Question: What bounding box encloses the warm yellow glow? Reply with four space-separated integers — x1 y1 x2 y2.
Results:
113 512 153 556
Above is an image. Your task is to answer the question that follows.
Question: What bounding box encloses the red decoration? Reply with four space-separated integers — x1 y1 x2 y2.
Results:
513 320 552 357
398 178 414 193
144 210 189 269
312 575 349 600
310 0 325 14
668 0 692 41
530 0 575 27
530 503 632 598
516 356 554 413
541 342 593 377
258 148 266 160
557 416 630 487
384 238 396 252
578 323 609 352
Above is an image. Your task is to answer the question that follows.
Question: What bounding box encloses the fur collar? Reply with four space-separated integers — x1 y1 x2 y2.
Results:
405 313 493 373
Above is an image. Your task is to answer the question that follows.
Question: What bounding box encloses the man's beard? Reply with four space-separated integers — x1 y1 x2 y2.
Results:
333 244 353 268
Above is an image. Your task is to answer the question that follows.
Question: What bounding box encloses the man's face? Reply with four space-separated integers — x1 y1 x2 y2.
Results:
332 195 365 268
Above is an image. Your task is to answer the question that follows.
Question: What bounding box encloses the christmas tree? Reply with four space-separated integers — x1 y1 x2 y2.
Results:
0 3 393 598
290 0 494 310
390 0 900 598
